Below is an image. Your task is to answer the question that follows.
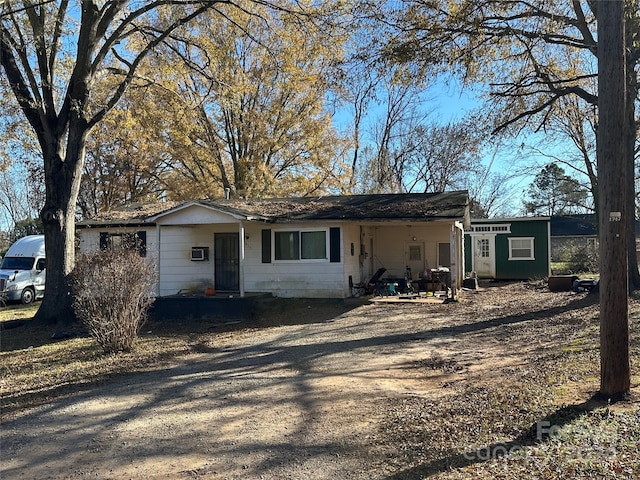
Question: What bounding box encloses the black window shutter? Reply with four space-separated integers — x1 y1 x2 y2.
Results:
262 229 271 263
329 227 340 263
137 231 147 257
99 232 108 250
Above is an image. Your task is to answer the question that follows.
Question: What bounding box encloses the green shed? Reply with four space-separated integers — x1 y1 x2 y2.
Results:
464 217 551 280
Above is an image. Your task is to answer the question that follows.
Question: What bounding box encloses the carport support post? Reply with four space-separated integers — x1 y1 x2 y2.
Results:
450 221 465 301
597 0 630 398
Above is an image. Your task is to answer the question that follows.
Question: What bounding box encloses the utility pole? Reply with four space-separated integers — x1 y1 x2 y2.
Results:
597 0 631 398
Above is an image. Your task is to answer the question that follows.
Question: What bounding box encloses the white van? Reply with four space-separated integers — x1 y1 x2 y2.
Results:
0 235 46 304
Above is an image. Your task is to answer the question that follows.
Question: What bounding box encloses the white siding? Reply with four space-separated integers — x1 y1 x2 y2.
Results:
77 228 97 253
158 224 232 296
77 227 158 260
342 224 361 296
242 222 346 298
78 204 462 299
76 226 160 295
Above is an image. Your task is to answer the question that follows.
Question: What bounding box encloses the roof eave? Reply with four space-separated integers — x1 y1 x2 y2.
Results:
148 200 254 222
76 221 155 228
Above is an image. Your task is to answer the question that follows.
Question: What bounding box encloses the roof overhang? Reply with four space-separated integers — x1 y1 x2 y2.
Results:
148 201 258 225
77 192 470 227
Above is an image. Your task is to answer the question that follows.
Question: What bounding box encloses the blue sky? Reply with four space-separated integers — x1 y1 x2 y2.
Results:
423 78 580 216
333 74 544 216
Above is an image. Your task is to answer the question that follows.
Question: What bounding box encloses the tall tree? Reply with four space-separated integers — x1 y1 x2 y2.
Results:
402 118 487 193
0 161 43 230
79 86 171 218
519 93 599 212
10 217 44 242
385 0 640 288
346 66 433 193
338 67 377 192
0 83 43 230
0 0 308 325
597 0 630 398
523 163 590 216
365 76 422 193
137 2 349 199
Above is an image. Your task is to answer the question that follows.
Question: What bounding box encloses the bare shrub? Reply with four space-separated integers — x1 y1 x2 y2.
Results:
557 241 599 274
71 248 157 353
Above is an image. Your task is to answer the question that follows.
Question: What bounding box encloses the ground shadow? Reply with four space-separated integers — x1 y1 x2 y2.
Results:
0 288 611 479
383 395 612 479
0 296 370 352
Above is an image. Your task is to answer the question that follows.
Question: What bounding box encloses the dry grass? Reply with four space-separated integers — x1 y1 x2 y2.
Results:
0 302 39 322
372 287 640 480
0 297 361 416
0 314 194 415
1 287 640 479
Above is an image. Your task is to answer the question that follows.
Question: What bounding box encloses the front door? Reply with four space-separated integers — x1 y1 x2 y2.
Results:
438 242 451 268
472 236 496 278
215 233 239 291
404 243 424 279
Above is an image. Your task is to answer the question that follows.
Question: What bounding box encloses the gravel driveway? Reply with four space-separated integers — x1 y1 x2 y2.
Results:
1 285 578 479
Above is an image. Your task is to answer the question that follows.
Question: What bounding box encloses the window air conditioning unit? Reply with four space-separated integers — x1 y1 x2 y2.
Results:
191 247 209 261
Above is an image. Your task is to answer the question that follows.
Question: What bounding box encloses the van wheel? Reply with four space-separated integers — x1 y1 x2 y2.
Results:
20 288 35 305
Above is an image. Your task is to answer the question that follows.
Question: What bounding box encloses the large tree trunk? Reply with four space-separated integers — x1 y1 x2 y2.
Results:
597 0 631 398
625 94 640 290
2 1 233 327
625 20 640 291
33 124 87 326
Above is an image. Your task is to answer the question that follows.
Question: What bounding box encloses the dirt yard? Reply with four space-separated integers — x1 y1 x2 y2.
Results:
0 283 610 479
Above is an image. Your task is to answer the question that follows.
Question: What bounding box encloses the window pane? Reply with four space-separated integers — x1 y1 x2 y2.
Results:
438 243 450 266
110 235 123 248
275 231 299 260
509 238 533 259
409 246 421 261
511 239 529 249
478 238 490 257
301 231 326 259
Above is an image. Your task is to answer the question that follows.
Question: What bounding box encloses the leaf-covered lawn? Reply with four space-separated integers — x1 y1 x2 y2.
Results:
1 287 639 479
372 286 640 479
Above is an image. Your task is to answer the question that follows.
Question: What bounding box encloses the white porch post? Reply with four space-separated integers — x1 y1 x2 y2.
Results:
239 223 246 297
450 221 464 299
155 225 162 297
455 221 465 285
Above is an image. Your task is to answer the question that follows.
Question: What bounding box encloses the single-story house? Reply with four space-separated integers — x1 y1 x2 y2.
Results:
76 192 470 299
551 214 640 262
550 214 598 262
464 217 550 280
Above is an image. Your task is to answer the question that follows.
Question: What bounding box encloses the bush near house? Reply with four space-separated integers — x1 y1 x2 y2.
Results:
70 248 156 353
553 241 599 275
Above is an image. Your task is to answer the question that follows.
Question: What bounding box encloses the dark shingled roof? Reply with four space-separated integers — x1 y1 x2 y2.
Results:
200 191 469 222
551 213 640 236
550 214 597 237
77 201 182 227
78 191 469 226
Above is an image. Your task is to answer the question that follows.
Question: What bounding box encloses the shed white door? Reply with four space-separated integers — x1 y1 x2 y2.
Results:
472 236 496 278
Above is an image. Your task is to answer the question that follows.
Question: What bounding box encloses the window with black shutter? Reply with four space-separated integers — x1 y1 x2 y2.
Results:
329 227 340 263
98 231 147 256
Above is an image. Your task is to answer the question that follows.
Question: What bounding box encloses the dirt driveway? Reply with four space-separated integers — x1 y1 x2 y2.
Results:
1 284 587 479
